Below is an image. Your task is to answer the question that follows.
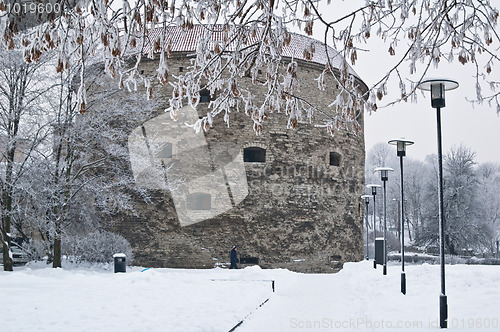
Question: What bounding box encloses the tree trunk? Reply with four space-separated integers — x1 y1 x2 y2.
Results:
53 237 62 268
2 243 13 271
51 111 74 268
1 64 28 271
2 170 15 272
406 217 412 242
2 131 17 272
445 234 456 255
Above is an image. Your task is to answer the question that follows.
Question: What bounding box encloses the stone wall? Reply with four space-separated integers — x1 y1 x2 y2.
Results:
94 53 366 273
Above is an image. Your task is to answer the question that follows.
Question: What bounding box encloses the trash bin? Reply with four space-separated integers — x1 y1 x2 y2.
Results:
375 238 385 266
113 253 126 273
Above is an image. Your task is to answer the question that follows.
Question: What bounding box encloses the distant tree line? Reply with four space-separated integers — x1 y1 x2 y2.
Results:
365 143 500 256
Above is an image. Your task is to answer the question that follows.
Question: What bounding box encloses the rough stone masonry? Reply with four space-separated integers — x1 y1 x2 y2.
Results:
91 28 368 273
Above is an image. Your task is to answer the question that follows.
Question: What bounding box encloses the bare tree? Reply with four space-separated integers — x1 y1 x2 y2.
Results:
403 158 430 242
367 142 499 254
0 1 497 137
365 143 400 238
34 62 158 267
367 142 393 169
476 162 500 252
0 40 168 268
417 145 491 254
0 44 53 271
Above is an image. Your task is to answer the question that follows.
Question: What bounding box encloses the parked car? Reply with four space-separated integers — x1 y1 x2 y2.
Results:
0 242 29 266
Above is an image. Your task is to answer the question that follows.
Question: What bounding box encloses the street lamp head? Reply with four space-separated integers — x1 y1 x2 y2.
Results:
374 167 394 181
417 78 459 109
366 184 381 195
361 194 371 204
388 138 414 157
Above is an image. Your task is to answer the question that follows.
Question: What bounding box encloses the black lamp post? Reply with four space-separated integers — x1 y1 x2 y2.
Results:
392 198 401 241
366 184 381 269
374 167 394 276
361 194 372 260
388 138 414 295
417 78 458 329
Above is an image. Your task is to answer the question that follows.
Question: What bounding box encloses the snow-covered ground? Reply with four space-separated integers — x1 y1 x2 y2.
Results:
1 260 499 331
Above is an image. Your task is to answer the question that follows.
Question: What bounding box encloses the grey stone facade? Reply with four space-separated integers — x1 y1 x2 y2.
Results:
95 42 367 273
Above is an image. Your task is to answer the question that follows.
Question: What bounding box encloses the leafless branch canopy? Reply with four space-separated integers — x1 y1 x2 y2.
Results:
1 0 498 135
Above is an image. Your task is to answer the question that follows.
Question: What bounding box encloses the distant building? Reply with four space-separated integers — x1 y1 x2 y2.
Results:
92 26 368 273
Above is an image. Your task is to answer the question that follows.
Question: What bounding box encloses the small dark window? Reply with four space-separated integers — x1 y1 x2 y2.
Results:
140 70 144 75
187 193 211 210
156 142 172 158
329 152 341 166
258 69 262 74
240 257 259 264
244 147 266 163
193 228 204 236
179 66 184 72
200 89 211 103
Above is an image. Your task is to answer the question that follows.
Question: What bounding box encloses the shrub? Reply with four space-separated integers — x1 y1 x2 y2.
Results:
63 230 133 264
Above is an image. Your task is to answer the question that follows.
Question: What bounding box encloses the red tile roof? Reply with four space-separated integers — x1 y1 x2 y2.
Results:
129 25 360 79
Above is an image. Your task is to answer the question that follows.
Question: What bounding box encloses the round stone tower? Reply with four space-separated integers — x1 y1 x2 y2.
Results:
97 26 368 273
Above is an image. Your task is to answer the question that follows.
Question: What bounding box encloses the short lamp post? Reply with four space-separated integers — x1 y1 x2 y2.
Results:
361 194 372 260
366 184 381 269
388 138 414 295
417 78 458 329
374 167 394 276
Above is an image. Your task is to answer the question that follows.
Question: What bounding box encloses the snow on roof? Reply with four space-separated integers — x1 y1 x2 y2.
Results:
133 25 361 79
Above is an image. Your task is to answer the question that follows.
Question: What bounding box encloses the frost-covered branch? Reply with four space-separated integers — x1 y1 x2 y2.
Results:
0 0 498 136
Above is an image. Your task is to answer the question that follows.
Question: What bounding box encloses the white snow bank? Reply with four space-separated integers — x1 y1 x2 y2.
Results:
1 261 498 331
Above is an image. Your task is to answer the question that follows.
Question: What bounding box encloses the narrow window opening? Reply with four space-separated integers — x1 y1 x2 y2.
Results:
193 228 204 236
179 66 184 72
329 152 341 166
240 257 259 264
244 147 266 163
200 89 211 103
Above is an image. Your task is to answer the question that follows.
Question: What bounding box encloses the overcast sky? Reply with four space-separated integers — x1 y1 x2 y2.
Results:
357 49 500 165
307 1 500 165
359 58 500 165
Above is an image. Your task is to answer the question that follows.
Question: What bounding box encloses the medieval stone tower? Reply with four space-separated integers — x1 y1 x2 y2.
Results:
97 26 367 273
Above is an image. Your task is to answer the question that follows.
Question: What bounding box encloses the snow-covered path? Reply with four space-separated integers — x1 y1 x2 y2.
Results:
1 261 499 331
1 265 272 331
240 261 500 331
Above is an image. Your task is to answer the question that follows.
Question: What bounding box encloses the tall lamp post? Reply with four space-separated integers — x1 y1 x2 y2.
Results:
417 78 458 329
366 184 381 269
374 167 394 275
388 138 414 295
361 194 372 260
392 198 401 241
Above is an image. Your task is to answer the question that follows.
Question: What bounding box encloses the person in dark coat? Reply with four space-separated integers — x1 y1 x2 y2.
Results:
230 245 239 269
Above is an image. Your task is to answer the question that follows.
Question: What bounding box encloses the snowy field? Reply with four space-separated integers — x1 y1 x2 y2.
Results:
1 260 499 331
